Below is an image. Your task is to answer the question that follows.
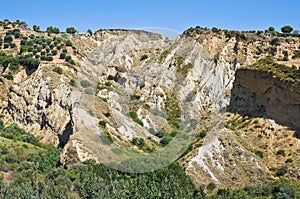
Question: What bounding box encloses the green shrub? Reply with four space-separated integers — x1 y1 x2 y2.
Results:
20 39 27 45
100 97 108 102
45 56 53 61
26 40 34 46
254 150 264 158
207 183 216 191
199 130 207 138
49 44 55 50
14 32 20 39
0 119 4 129
105 82 112 87
3 43 9 49
276 149 286 156
6 30 13 35
28 46 33 52
160 136 172 146
170 131 177 137
69 79 77 87
292 52 300 59
99 131 113 145
4 73 13 80
156 129 166 138
80 80 90 88
84 88 94 95
66 27 77 34
53 66 63 74
9 64 19 72
283 56 289 61
107 74 114 80
33 24 40 32
46 26 60 34
281 25 293 34
140 54 148 61
65 40 72 46
32 49 38 55
276 166 287 176
130 94 140 100
65 55 72 62
149 128 156 135
131 137 147 149
67 59 75 65
9 43 16 48
37 46 42 52
59 52 66 59
99 120 107 128
118 77 127 84
129 111 143 126
104 112 110 117
51 50 57 56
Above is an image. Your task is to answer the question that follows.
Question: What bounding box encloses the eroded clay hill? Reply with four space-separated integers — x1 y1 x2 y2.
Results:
1 22 300 189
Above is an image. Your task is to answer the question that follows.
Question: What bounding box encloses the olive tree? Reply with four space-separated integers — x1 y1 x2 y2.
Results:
66 27 77 34
281 25 293 34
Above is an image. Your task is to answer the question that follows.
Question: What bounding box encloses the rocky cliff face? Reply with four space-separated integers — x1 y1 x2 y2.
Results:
4 27 300 189
229 69 300 136
7 64 75 146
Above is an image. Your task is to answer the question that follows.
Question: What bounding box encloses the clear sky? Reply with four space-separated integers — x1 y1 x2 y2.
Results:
1 0 299 35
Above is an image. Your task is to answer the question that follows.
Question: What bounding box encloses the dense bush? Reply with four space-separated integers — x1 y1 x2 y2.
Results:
65 40 72 46
107 74 114 80
281 25 293 34
3 43 9 49
80 80 90 88
159 136 172 146
9 43 16 48
99 131 113 144
66 27 77 34
46 26 60 34
53 66 63 74
14 32 20 38
33 24 40 32
254 150 264 158
9 64 19 72
140 54 148 61
59 52 66 59
84 88 94 95
69 79 77 87
51 50 57 56
292 51 300 59
98 120 107 128
4 35 13 43
4 72 13 80
129 111 143 126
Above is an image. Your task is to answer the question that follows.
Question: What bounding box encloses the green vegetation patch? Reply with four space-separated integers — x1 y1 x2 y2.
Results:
245 57 300 82
176 63 193 77
165 94 181 129
129 111 143 126
99 131 113 145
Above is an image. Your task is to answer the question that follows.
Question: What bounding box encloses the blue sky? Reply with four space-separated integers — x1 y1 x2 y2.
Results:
1 0 299 35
